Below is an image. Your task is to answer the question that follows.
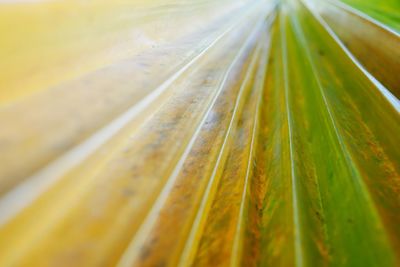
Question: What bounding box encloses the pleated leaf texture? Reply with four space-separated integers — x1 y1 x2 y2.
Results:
0 0 399 266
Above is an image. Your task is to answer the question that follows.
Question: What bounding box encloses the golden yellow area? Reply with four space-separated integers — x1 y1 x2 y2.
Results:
0 0 399 266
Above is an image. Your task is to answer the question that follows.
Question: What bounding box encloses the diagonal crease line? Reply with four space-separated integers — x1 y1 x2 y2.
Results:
177 25 265 267
301 0 400 112
280 9 304 267
230 16 274 267
325 0 400 38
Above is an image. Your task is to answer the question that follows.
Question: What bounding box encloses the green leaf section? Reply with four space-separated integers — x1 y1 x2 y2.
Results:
337 0 400 33
248 1 400 266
